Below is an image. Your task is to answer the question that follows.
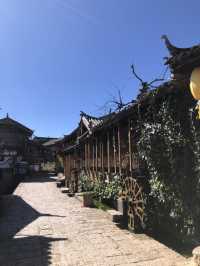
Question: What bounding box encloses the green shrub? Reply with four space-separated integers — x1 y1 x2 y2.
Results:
79 173 94 192
93 176 122 201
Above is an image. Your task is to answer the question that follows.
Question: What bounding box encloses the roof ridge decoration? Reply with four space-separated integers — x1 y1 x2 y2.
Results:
161 35 192 56
80 111 101 120
162 35 200 77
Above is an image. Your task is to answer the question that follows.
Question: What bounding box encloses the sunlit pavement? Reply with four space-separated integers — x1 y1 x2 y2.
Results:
0 176 187 266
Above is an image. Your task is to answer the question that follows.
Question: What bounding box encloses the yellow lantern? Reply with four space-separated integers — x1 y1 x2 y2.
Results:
190 67 200 119
190 67 200 100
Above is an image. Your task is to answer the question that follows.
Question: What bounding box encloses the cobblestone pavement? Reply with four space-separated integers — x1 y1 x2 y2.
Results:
0 177 187 266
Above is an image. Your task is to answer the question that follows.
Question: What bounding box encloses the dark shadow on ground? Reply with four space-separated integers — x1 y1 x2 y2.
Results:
0 195 65 238
0 236 67 266
110 212 195 258
146 231 197 258
22 175 57 183
0 194 67 265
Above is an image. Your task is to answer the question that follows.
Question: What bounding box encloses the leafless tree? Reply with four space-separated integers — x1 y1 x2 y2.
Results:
131 64 164 99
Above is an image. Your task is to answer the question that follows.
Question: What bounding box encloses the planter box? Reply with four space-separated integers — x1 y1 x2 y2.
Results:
117 198 127 215
83 192 94 207
75 192 94 207
103 198 127 213
116 198 128 227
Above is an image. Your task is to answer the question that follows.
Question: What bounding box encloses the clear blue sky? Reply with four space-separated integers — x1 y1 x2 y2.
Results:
0 0 199 137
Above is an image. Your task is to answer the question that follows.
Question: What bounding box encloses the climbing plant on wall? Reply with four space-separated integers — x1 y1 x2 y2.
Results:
134 83 200 241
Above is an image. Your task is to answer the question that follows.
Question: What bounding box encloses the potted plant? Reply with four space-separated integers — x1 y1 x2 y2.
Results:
93 176 122 209
78 173 94 207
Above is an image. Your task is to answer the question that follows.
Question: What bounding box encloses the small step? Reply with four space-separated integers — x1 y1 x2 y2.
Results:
60 187 70 193
106 209 124 224
67 192 75 197
74 193 84 203
56 179 65 188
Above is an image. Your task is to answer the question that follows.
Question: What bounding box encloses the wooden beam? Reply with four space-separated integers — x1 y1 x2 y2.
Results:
69 153 71 180
128 119 132 174
118 125 121 175
88 141 90 173
92 140 95 171
113 128 117 173
107 131 110 173
95 137 98 172
101 140 104 172
85 143 87 170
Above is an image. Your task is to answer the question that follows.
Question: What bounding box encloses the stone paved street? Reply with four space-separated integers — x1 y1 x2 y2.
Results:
0 177 187 266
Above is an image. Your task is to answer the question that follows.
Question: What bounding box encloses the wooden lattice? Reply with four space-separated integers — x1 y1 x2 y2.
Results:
122 177 144 231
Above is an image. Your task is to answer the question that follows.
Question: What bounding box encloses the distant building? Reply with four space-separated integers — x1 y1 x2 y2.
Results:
0 114 57 172
0 114 33 163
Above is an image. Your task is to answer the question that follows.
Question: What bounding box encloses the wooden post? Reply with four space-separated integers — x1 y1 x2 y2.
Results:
113 128 117 173
128 119 132 174
95 137 98 172
118 125 121 175
107 131 110 173
74 151 76 169
88 141 90 175
64 156 66 177
92 141 95 171
84 143 86 169
87 142 88 172
101 140 104 172
69 153 71 187
86 141 89 174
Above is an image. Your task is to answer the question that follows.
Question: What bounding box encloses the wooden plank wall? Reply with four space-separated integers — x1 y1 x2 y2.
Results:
64 118 138 186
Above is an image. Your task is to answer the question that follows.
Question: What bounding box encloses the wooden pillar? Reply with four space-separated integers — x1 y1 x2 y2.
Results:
84 143 86 169
81 146 84 169
107 131 110 173
88 141 90 174
63 155 66 177
101 140 104 172
95 137 98 172
69 153 71 179
118 125 121 175
74 149 76 169
128 119 132 174
74 152 76 169
113 128 117 173
92 141 95 171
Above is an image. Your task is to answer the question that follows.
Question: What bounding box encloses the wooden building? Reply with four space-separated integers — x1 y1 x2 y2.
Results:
0 114 33 163
59 108 144 230
60 36 200 231
0 115 57 173
61 110 141 185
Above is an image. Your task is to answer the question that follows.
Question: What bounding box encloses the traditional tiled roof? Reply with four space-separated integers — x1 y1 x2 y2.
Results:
43 138 62 147
80 111 115 133
33 136 58 144
0 115 33 136
63 36 200 153
162 35 200 75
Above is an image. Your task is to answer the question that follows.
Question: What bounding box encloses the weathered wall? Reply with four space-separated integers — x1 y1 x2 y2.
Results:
0 127 28 149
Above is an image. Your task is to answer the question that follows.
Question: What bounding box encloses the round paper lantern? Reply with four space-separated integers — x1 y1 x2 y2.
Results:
190 67 200 100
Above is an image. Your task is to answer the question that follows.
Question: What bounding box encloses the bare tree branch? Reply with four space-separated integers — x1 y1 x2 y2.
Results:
131 64 144 84
148 78 164 86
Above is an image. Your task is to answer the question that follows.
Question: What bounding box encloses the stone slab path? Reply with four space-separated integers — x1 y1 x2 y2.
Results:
0 177 188 266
